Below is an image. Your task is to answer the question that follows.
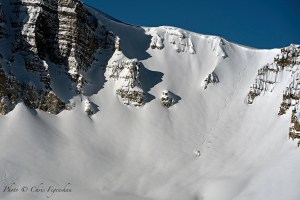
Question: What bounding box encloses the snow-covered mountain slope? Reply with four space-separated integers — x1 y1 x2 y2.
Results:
0 1 300 200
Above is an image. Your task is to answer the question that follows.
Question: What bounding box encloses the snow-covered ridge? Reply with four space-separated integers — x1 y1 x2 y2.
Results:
145 26 196 54
144 26 232 60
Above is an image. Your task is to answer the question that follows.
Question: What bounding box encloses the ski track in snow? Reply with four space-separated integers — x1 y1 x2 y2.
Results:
201 51 256 150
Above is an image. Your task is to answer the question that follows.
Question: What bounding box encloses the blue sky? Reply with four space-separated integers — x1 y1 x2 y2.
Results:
82 0 300 49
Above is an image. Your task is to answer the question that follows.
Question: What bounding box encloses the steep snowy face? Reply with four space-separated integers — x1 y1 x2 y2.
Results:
1 1 300 200
0 0 115 115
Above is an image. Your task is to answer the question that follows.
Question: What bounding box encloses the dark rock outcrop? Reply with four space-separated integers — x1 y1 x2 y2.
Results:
0 0 115 115
202 72 219 90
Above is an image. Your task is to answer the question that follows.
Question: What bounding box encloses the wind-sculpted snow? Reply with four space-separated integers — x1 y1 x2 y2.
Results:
210 37 229 59
146 26 195 54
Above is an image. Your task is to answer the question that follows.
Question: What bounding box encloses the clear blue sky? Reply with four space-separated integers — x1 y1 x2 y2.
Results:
82 0 300 49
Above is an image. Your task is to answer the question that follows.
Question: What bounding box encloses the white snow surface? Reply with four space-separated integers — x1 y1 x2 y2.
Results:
0 4 300 200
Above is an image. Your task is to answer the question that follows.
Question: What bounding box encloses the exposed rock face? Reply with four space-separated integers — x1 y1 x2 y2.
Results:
0 96 12 115
13 0 112 80
0 0 115 115
277 46 300 115
247 45 300 144
278 72 300 115
38 91 65 114
247 63 281 104
146 26 195 54
0 65 65 115
289 109 300 140
161 90 174 108
202 72 219 90
116 89 144 106
0 66 20 114
106 41 144 107
247 45 300 105
275 46 300 69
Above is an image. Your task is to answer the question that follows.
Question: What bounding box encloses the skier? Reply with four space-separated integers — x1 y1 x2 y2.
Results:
194 149 201 157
